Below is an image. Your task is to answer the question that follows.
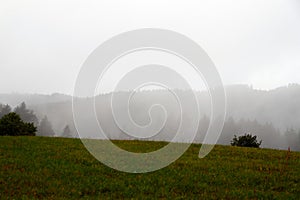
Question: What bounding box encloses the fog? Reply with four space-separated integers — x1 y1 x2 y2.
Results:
1 0 300 94
1 84 299 151
0 0 300 152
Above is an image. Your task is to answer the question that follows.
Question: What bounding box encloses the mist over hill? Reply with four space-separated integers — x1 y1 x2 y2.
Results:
0 93 71 107
1 84 300 150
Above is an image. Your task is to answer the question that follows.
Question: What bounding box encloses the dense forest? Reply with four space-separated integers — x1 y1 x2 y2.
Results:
0 84 299 151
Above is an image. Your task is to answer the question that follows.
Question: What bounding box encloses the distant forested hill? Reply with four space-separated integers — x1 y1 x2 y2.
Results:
0 93 71 107
1 84 300 150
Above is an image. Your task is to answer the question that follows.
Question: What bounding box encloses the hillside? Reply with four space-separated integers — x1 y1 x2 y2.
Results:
0 137 299 199
28 85 300 150
0 93 71 107
1 85 300 151
1 84 300 132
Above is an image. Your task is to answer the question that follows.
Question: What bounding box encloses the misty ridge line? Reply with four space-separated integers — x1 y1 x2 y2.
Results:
1 83 300 131
1 83 299 100
0 84 300 151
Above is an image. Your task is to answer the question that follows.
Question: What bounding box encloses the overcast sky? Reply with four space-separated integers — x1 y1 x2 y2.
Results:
0 0 300 94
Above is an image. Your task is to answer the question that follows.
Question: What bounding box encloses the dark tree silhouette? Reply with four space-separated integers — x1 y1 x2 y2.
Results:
231 133 262 148
37 116 55 137
0 104 12 118
0 112 36 136
62 125 72 137
14 102 38 125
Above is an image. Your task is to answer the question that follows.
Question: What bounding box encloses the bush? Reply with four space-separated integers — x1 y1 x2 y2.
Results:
231 133 262 148
0 112 36 136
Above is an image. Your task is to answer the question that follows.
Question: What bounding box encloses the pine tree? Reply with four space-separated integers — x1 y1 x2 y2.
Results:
62 125 71 137
14 102 38 125
0 112 36 136
37 116 55 136
0 104 12 118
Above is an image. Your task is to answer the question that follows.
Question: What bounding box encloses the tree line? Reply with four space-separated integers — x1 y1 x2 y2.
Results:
0 102 71 137
1 101 299 151
196 115 300 151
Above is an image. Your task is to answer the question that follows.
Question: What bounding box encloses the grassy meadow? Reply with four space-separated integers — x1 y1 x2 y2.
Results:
0 136 300 199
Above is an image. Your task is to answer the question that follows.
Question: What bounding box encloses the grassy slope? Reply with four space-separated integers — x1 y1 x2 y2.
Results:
0 136 299 199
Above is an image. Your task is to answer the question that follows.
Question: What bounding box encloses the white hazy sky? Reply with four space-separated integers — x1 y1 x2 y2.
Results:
0 0 300 94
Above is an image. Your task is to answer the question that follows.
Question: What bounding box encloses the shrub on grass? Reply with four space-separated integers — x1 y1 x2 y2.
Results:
0 112 36 136
231 133 262 148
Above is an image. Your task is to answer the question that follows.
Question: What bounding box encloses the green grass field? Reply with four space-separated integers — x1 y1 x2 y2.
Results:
0 136 299 199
